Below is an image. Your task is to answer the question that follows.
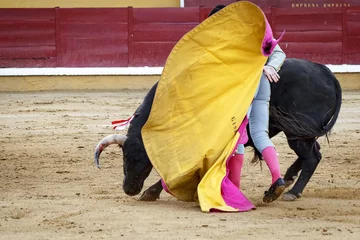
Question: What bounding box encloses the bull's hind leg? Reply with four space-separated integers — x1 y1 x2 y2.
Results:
283 157 303 188
282 138 321 201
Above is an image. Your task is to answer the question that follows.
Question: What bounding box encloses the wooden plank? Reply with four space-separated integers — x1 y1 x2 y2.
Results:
275 1 360 8
275 30 342 42
60 23 128 39
284 52 343 64
344 37 360 53
0 21 55 47
133 23 197 32
270 7 276 33
185 0 238 7
276 14 342 31
0 22 54 33
59 8 128 22
279 42 342 53
202 6 270 20
346 53 360 64
58 53 128 67
342 7 348 64
252 0 277 8
130 42 176 66
0 46 56 59
128 7 134 67
0 34 55 47
276 8 342 15
347 16 360 36
0 8 55 21
133 31 189 42
346 6 360 13
199 6 206 22
58 38 128 54
55 7 61 67
133 8 200 23
0 58 56 67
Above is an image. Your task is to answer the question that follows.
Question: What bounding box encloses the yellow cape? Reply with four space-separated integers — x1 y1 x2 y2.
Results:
142 1 270 212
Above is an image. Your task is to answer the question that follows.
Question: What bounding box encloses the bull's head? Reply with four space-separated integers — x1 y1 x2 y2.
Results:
94 134 153 196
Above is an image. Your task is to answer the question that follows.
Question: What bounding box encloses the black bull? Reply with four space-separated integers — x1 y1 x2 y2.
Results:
94 58 342 202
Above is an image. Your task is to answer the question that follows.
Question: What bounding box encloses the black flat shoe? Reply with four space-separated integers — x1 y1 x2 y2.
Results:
263 178 286 203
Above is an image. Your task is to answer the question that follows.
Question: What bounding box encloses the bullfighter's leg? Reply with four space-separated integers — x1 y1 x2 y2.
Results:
139 179 163 201
282 138 322 201
249 73 285 202
228 143 246 189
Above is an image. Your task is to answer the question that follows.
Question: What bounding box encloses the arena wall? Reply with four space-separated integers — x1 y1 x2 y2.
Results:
0 3 359 91
1 6 359 67
185 0 359 8
0 0 179 8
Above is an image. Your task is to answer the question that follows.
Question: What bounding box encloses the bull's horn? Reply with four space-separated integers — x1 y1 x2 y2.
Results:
94 134 127 169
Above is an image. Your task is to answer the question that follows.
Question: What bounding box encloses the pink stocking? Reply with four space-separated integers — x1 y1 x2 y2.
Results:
228 154 244 189
262 146 281 184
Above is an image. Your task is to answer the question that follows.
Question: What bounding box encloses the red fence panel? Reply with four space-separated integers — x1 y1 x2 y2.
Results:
0 9 56 67
130 7 200 66
185 0 236 7
345 7 360 63
185 0 360 8
57 8 129 67
0 6 359 68
275 8 344 64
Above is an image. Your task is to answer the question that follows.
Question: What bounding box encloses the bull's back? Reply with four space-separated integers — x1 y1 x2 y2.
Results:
269 58 341 137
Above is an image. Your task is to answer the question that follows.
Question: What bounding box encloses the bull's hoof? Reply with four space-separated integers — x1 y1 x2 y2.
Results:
284 176 297 188
138 189 161 201
282 192 302 201
284 180 293 188
263 178 286 203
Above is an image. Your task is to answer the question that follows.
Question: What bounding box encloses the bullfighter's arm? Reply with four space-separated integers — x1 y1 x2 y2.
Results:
266 44 286 72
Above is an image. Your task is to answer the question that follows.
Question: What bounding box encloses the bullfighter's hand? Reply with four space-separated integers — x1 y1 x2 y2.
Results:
263 65 280 83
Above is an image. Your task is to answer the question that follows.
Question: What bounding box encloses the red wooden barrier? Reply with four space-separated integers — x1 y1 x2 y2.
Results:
274 8 344 64
57 8 129 67
185 0 360 8
0 9 56 67
0 6 359 68
130 7 200 66
345 7 360 63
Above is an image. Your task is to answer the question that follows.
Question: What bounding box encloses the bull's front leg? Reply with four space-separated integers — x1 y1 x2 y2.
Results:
139 179 163 201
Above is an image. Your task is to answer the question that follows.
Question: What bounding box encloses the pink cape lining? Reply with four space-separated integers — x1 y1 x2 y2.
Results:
161 117 255 212
211 117 255 212
261 15 285 57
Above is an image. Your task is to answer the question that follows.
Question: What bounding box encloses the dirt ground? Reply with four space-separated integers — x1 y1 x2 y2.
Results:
0 89 359 240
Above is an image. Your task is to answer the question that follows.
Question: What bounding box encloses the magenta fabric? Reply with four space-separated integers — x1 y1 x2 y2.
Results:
211 117 256 212
238 116 249 144
261 17 285 56
161 179 170 193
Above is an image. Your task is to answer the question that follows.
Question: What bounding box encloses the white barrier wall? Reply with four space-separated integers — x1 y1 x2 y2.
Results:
0 66 359 76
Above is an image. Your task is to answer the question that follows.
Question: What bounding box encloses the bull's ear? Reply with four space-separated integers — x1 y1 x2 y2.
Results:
208 5 226 17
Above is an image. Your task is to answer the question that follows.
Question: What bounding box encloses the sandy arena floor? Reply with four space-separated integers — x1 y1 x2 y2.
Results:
0 89 359 240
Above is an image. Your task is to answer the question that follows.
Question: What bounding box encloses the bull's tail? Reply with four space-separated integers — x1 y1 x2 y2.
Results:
251 65 342 164
270 68 342 140
321 66 342 136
